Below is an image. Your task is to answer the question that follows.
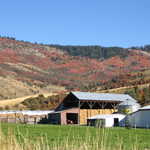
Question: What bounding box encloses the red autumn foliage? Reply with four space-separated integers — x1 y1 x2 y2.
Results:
1 38 150 91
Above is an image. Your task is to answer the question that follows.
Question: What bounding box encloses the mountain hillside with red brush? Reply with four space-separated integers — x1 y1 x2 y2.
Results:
1 37 150 99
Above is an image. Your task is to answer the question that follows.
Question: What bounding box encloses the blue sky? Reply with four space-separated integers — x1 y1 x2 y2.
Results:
0 0 150 47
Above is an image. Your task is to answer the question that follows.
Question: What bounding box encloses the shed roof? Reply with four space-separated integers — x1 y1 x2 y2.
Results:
72 91 136 102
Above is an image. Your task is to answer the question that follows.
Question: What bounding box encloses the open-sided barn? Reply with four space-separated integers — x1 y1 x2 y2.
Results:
48 91 138 125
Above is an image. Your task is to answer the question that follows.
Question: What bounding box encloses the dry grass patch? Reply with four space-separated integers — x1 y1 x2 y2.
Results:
0 93 58 108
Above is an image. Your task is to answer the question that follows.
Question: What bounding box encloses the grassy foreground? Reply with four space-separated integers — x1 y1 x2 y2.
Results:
0 123 150 150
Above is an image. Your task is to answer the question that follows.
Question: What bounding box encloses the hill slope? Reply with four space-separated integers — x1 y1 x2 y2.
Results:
1 37 150 99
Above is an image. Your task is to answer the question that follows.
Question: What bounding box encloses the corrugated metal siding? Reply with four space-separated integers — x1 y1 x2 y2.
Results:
128 110 150 128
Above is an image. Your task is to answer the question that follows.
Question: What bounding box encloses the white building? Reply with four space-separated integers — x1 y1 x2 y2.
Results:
87 114 126 127
128 105 150 128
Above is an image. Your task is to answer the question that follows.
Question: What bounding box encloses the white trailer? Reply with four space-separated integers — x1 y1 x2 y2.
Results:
88 114 126 127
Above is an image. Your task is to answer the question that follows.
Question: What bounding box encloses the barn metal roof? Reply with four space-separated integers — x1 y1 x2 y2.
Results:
71 91 136 103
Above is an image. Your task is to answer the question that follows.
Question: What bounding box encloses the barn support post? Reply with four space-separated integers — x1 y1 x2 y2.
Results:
87 101 96 109
87 101 96 118
101 102 107 114
78 101 80 125
89 102 92 118
15 113 17 123
98 102 102 113
111 103 118 112
34 117 36 124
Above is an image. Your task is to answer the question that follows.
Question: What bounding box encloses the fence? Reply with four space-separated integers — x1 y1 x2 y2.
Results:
0 114 49 124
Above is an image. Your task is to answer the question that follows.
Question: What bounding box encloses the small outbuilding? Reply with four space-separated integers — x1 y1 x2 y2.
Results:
128 105 150 128
87 113 126 127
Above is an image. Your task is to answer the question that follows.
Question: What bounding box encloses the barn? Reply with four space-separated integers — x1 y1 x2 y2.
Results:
48 91 138 125
128 105 150 128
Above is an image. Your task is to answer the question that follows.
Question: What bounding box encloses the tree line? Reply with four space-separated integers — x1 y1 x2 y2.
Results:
50 45 127 59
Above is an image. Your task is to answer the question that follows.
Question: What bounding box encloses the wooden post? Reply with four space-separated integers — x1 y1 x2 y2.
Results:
15 113 17 123
87 101 95 119
111 103 118 112
101 102 107 114
34 117 36 124
78 101 80 125
98 102 102 114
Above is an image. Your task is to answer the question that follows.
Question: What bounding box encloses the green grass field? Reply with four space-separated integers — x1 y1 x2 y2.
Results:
1 123 150 150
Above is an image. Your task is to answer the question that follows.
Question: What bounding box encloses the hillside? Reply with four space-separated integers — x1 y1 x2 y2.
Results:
0 92 58 108
1 37 150 100
98 82 150 105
